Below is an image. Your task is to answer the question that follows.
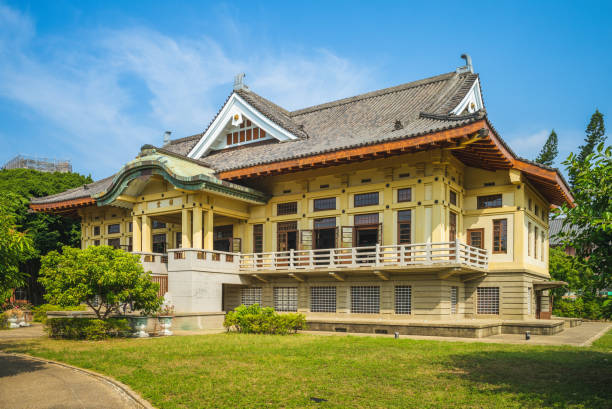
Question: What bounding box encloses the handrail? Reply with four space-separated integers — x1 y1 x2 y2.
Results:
238 241 488 272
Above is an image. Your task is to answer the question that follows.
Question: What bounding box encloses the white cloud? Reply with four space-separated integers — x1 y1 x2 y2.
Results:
0 4 375 177
506 129 549 158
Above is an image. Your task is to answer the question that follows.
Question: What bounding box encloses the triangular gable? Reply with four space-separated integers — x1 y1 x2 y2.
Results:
450 77 484 115
188 93 299 159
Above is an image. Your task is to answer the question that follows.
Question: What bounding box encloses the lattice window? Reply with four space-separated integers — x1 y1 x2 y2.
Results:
277 202 297 215
310 287 336 312
493 219 507 253
467 229 483 248
397 188 412 203
241 287 262 306
395 285 412 314
354 213 379 225
314 217 336 229
449 190 457 206
253 224 263 253
354 192 379 207
314 197 336 211
107 224 120 234
398 210 411 244
477 194 502 209
93 226 100 236
451 286 458 314
477 287 499 315
351 286 380 314
274 287 297 312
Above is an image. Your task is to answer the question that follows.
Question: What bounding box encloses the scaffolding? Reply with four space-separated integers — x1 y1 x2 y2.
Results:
2 155 72 173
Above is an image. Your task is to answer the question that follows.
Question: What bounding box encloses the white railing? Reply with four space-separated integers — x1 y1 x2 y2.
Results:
239 241 488 272
167 248 240 273
134 252 168 275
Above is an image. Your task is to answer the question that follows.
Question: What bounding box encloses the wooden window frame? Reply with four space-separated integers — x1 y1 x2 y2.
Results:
492 219 508 254
354 192 379 207
449 190 457 206
397 210 411 245
253 224 263 253
477 194 503 209
313 197 336 211
466 228 484 249
277 202 298 215
397 188 412 203
449 211 457 242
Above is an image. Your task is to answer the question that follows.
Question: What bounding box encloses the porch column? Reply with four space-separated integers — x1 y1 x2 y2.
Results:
203 210 214 250
181 209 192 248
132 215 142 252
192 207 203 249
142 215 152 252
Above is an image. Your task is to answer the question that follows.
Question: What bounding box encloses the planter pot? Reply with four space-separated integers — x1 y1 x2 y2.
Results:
158 316 173 336
129 316 149 338
8 316 19 329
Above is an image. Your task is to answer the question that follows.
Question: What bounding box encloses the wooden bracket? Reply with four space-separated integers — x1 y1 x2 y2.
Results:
374 270 389 281
288 273 305 282
461 272 487 283
252 274 268 283
329 272 345 281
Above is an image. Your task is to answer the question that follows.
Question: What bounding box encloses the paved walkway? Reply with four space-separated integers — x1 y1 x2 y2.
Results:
302 321 611 347
0 325 151 409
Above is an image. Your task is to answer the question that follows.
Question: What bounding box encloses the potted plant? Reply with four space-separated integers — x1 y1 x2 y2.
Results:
129 315 150 338
5 307 23 329
157 304 174 336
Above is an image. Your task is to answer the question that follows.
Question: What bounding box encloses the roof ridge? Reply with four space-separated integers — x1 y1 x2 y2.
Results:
289 71 457 117
167 133 202 145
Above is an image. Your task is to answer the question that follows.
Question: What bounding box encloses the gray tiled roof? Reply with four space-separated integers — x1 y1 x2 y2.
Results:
549 218 578 246
200 71 480 171
30 175 115 204
34 70 481 204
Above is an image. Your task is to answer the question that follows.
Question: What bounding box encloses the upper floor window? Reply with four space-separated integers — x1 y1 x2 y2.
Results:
277 202 297 215
449 190 457 206
449 212 457 241
93 226 100 236
477 194 502 209
528 198 533 211
107 238 121 249
253 224 263 253
467 228 484 249
534 205 539 217
313 197 336 211
397 188 412 203
128 222 133 232
107 224 120 234
354 192 379 207
492 219 507 253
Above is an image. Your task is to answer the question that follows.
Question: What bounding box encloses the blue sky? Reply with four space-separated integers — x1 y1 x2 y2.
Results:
0 1 610 179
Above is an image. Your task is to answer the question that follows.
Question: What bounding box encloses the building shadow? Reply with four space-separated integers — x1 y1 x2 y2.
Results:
0 353 47 378
444 348 612 408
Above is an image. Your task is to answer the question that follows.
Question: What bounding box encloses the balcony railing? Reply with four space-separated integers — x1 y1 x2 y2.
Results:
239 241 488 272
138 241 488 275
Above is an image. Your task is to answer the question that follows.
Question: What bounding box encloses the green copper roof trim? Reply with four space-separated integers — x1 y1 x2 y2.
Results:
93 154 269 206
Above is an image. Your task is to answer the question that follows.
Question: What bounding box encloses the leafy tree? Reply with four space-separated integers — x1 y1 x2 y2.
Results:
557 143 612 295
535 129 559 167
0 193 35 302
0 168 92 303
548 247 593 299
39 246 162 319
570 110 606 188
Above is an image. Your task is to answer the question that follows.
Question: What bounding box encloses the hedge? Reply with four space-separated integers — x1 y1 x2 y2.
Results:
224 304 306 335
45 318 130 340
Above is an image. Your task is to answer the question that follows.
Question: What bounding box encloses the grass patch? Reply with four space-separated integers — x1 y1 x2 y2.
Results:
1 331 611 408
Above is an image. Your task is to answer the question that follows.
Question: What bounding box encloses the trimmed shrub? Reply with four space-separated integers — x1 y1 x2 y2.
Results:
224 304 306 335
45 317 130 340
553 297 610 320
32 304 88 323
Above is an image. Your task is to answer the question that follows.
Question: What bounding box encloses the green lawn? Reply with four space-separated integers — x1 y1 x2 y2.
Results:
1 331 611 409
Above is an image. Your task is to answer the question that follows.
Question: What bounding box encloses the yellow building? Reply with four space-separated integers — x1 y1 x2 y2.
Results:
32 57 573 335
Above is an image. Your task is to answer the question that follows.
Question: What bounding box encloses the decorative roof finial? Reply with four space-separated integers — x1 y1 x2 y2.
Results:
456 53 474 74
233 73 247 91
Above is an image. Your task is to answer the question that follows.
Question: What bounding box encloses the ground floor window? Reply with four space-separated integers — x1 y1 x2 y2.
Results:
274 287 297 312
241 287 262 306
395 285 412 314
310 286 336 312
477 287 499 315
351 286 380 314
450 286 458 314
107 238 120 249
